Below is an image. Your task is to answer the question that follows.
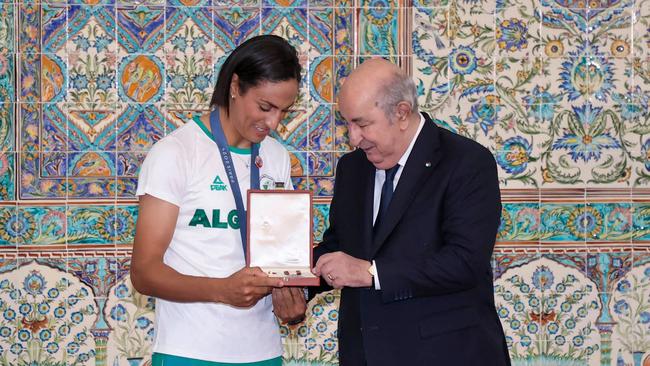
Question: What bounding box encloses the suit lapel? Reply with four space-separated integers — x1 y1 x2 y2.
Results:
361 158 376 260
370 113 441 257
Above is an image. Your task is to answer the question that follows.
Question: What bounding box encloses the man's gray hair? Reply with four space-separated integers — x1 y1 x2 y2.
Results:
376 71 418 120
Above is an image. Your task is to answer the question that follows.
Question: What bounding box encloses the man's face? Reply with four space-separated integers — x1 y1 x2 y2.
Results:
338 93 402 170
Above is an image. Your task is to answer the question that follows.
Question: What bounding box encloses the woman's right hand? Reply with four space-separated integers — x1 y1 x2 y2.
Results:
217 267 285 308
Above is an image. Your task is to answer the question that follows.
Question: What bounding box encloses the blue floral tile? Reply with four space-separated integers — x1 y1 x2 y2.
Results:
42 3 68 54
0 261 98 365
309 0 334 6
164 7 214 108
594 203 634 241
66 106 119 151
313 203 330 242
539 203 585 242
609 257 650 363
632 5 650 57
412 6 449 61
117 152 146 178
540 10 591 59
116 104 168 151
67 206 118 245
413 0 448 7
0 4 14 53
18 4 40 54
262 0 307 6
495 6 541 58
106 273 155 364
166 0 210 6
309 105 333 151
333 56 354 98
309 8 333 55
309 57 335 105
496 145 540 189
273 111 308 151
261 8 308 51
309 177 335 196
334 6 354 56
495 256 601 363
0 66 8 103
590 11 634 58
308 152 334 176
333 107 352 152
211 7 260 49
213 0 259 5
358 6 400 57
291 176 309 191
42 103 67 152
0 205 17 246
0 61 15 106
498 202 540 241
289 151 308 177
19 54 40 103
0 153 15 201
282 290 340 363
632 202 650 241
17 206 67 246
67 150 116 179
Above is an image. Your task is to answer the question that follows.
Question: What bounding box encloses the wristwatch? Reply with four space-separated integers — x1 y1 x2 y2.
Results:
287 316 305 326
367 261 376 277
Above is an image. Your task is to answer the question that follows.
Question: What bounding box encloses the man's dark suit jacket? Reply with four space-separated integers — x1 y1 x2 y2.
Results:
313 112 511 366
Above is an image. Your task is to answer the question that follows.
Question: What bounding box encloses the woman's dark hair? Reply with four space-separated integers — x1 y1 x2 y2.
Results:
210 35 302 114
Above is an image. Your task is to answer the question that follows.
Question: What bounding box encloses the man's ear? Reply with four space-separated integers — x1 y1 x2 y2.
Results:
396 101 412 130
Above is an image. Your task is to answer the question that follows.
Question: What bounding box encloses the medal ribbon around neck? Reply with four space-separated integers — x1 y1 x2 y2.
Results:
209 110 260 256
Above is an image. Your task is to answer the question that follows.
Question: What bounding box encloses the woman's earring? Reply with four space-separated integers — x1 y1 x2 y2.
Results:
231 94 235 99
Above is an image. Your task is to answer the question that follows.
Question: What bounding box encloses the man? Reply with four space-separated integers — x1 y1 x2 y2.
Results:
312 59 511 365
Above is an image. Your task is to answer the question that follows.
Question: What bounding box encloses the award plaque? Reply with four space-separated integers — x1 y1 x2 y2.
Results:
246 190 320 286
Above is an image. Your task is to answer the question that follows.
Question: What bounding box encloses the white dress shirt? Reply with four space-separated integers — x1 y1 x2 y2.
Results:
371 114 425 289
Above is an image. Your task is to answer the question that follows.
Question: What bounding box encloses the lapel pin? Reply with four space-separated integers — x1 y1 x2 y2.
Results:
425 162 432 167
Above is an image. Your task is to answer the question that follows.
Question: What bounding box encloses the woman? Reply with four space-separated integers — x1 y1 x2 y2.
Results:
131 35 307 366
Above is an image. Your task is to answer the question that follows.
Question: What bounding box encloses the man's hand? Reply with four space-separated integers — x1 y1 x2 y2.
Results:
313 251 373 289
272 287 307 324
218 267 284 308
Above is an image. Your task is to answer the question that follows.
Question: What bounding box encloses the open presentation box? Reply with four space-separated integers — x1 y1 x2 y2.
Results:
246 190 320 286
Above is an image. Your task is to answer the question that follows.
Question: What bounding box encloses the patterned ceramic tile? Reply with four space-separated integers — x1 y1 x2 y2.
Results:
15 206 68 246
0 261 97 366
67 205 136 245
116 104 169 152
282 290 339 365
163 7 215 110
632 202 650 241
539 202 587 242
3 0 650 364
0 205 17 247
0 153 15 201
116 5 165 53
495 256 601 364
358 4 400 58
313 202 330 242
211 7 261 48
609 257 650 365
308 104 333 151
105 275 155 365
498 202 541 241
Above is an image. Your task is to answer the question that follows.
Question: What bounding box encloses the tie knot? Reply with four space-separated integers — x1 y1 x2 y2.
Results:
385 165 399 181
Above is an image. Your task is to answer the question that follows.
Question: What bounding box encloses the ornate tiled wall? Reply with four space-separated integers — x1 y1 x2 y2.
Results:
0 0 649 365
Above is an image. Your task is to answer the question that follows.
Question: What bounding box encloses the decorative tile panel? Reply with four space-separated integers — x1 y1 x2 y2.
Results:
2 0 650 364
